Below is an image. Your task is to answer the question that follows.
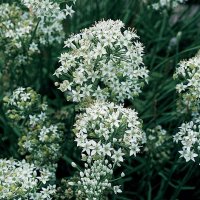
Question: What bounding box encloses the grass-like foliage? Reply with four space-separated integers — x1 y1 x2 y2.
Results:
1 0 200 199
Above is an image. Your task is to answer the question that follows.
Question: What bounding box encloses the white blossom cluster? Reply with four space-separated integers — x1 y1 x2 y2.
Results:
145 125 168 149
0 159 56 200
69 101 145 199
21 0 76 44
144 126 171 165
70 160 115 199
54 19 148 199
4 87 63 169
173 52 200 163
173 117 200 162
0 2 74 68
149 0 186 10
68 160 124 199
18 117 63 168
74 101 145 160
54 19 149 103
4 87 41 119
21 0 75 19
174 52 200 113
0 3 38 67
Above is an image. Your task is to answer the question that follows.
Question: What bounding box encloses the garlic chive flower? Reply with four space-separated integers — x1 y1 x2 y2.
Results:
174 51 200 113
66 160 124 199
67 101 146 199
3 87 63 169
74 101 146 160
144 125 171 165
149 0 187 11
3 87 41 120
54 19 149 103
145 125 168 149
174 52 200 163
0 159 56 200
0 3 66 61
76 160 113 199
0 2 67 92
21 0 76 19
174 117 200 163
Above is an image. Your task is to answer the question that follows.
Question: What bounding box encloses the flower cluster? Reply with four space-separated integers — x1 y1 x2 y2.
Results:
69 160 114 200
21 0 75 19
145 125 168 149
173 116 200 162
54 19 148 199
174 52 200 163
149 0 186 10
3 87 41 121
54 19 149 103
0 1 76 94
0 2 66 64
0 3 37 67
21 0 76 45
4 87 63 169
74 101 145 160
144 125 171 165
174 51 200 113
68 101 145 199
0 159 56 200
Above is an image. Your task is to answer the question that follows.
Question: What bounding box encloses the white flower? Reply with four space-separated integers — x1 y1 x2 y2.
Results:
174 116 200 163
20 92 30 101
91 142 102 156
54 19 149 103
74 101 145 159
174 51 200 113
64 5 75 17
102 143 113 157
179 148 198 162
29 115 39 126
130 143 141 156
0 159 55 199
38 112 47 121
40 185 56 198
4 87 63 168
112 148 124 163
76 160 113 199
149 0 187 11
113 185 122 194
82 140 96 155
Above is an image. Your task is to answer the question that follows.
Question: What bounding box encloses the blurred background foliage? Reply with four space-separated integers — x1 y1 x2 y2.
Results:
1 0 200 199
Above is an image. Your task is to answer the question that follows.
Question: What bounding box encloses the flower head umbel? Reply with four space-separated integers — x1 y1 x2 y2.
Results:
3 87 63 169
71 160 113 199
174 51 200 113
54 19 149 103
66 101 145 199
66 159 124 200
144 125 171 165
173 115 200 163
3 87 41 120
74 101 146 161
0 2 74 92
147 0 187 11
0 159 56 200
21 0 75 20
145 125 168 149
0 2 68 62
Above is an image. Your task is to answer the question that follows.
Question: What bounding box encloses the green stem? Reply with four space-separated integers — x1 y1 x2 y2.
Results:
170 163 196 200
